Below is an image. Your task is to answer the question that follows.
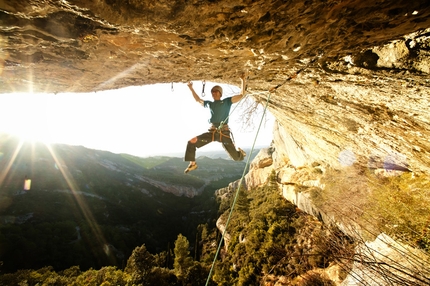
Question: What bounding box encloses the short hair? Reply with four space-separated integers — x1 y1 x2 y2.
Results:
211 85 223 96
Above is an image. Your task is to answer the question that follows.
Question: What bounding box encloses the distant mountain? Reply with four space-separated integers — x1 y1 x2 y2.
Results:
194 148 262 161
0 134 248 273
0 134 250 196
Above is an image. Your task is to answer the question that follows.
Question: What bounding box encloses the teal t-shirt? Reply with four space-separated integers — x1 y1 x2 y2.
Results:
203 97 233 125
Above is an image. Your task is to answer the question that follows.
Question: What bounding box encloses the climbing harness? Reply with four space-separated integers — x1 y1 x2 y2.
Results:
209 124 233 143
204 89 272 286
201 80 206 97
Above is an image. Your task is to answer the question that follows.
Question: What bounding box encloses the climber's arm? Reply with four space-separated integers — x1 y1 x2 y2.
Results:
231 71 248 103
187 81 204 105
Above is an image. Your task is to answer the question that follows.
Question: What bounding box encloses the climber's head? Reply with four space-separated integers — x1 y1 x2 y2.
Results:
211 85 223 100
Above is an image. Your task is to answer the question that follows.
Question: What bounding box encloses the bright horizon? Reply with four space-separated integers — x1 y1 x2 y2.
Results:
0 82 274 158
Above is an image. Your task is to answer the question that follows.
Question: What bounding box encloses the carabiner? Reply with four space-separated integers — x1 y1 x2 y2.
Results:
201 80 206 97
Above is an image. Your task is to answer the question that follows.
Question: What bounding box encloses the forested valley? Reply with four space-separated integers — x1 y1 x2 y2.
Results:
0 135 240 281
1 164 349 285
0 135 352 285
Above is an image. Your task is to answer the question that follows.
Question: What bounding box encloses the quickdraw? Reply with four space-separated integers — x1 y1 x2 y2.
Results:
171 82 174 92
269 55 320 92
201 80 206 97
217 121 225 131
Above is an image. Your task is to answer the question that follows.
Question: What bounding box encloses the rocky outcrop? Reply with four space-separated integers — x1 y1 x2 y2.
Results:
341 233 430 286
2 0 429 93
246 122 337 229
241 124 430 285
244 145 274 188
2 0 430 176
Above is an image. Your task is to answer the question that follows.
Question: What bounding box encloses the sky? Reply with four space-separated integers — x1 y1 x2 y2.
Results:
0 82 274 157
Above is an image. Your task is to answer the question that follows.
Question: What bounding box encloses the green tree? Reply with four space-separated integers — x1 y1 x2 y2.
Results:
267 169 278 192
145 267 179 286
173 234 193 279
183 262 213 286
235 187 250 216
61 265 81 278
212 262 236 286
201 224 208 241
125 244 155 285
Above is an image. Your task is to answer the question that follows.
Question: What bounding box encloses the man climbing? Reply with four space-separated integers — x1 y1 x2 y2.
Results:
184 72 248 173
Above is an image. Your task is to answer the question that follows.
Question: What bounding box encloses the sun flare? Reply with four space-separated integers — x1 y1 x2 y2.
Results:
0 93 55 144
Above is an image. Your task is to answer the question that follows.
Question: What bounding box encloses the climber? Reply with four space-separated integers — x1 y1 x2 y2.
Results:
184 72 248 173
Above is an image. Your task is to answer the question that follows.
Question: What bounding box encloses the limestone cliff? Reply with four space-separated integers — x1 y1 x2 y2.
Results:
2 0 430 176
2 1 430 284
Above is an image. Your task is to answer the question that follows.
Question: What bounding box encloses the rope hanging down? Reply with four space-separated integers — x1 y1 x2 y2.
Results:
217 75 250 132
217 91 249 132
204 90 272 286
204 60 321 283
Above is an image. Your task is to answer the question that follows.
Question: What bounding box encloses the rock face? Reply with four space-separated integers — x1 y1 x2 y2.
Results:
137 175 200 197
4 2 429 283
2 0 430 176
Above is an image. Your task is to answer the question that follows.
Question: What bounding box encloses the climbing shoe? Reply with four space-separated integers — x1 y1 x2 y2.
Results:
184 162 198 174
238 148 246 158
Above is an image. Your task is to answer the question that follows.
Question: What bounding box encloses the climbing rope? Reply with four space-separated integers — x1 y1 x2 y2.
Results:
217 90 250 132
203 59 323 283
214 60 314 131
204 90 272 286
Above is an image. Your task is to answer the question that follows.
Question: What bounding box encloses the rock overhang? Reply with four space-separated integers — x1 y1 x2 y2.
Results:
1 0 430 174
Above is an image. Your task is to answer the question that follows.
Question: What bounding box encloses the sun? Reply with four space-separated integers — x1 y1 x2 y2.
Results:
2 113 52 144
7 122 53 144
0 94 110 252
0 93 55 144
